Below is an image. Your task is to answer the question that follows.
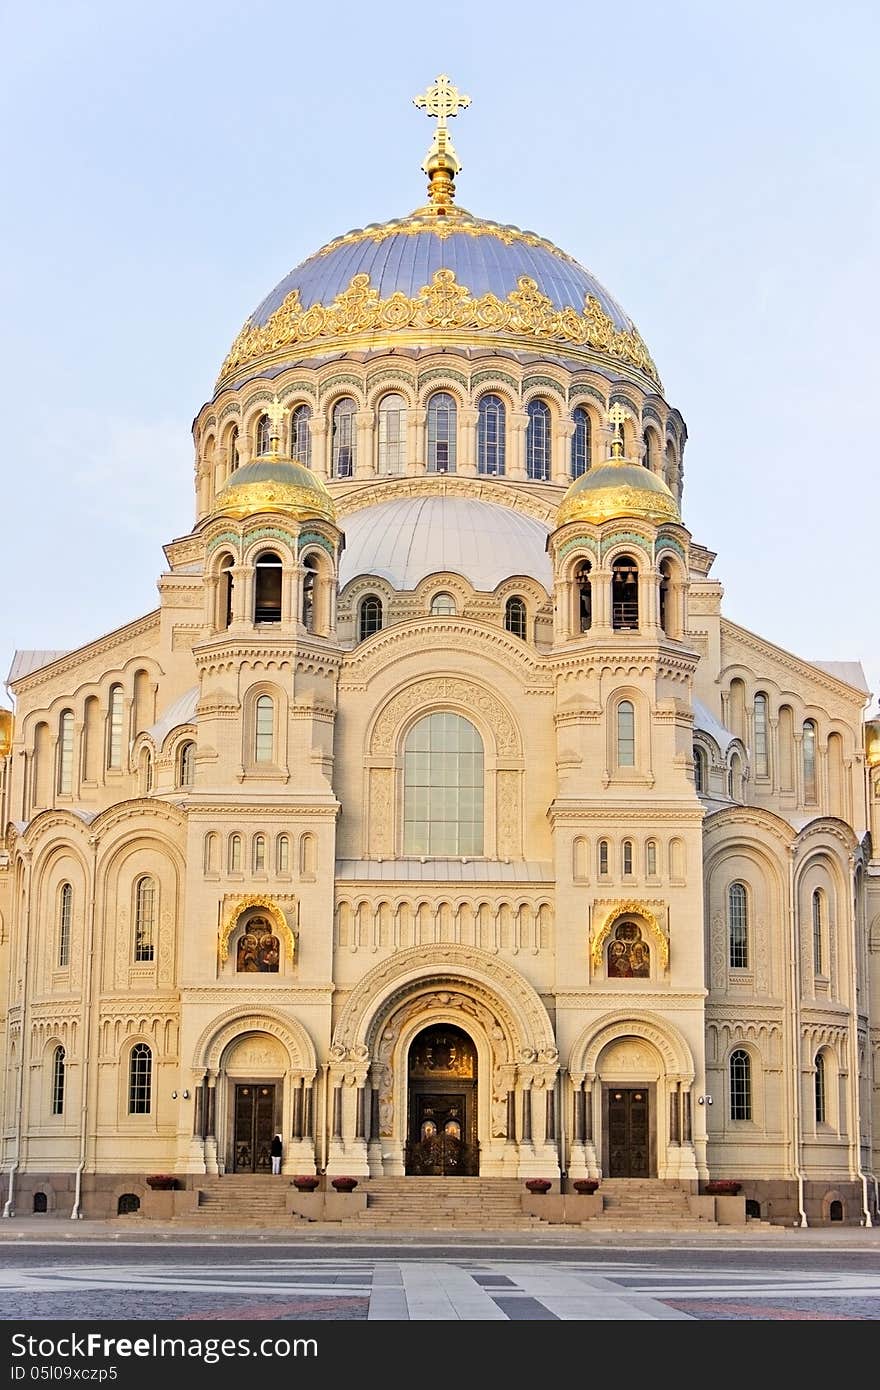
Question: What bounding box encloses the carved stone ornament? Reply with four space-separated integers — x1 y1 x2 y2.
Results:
371 677 518 755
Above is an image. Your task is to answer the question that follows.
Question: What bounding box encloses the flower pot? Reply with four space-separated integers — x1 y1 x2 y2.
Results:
145 1175 180 1191
524 1179 552 1194
572 1179 599 1194
331 1177 358 1192
704 1181 741 1195
292 1176 320 1191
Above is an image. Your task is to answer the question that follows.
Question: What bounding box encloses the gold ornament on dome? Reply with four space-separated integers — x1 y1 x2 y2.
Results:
215 475 336 524
219 268 659 384
414 74 471 207
590 902 668 971
557 477 679 527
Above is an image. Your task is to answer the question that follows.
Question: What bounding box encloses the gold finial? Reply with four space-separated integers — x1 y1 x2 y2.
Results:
608 402 629 460
266 395 285 456
413 74 471 209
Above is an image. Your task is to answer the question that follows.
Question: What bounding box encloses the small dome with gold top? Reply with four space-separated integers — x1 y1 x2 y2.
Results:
214 399 336 523
556 404 680 528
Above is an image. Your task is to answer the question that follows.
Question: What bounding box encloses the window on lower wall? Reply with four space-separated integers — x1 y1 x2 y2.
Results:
51 1046 65 1115
729 1049 752 1120
128 1043 152 1114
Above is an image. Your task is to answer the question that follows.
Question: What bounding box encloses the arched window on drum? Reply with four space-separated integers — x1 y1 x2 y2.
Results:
377 393 407 475
331 397 357 478
427 392 456 473
403 713 484 856
477 395 505 475
571 407 591 478
526 399 551 480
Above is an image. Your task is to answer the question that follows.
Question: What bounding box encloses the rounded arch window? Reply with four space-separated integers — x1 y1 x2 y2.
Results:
658 558 675 636
430 592 456 616
611 555 639 630
814 1051 826 1123
255 412 272 457
331 397 357 478
51 1045 65 1115
276 834 291 874
571 406 591 478
812 887 825 974
252 834 267 873
427 392 457 473
693 744 707 793
728 751 743 800
228 834 243 873
616 700 635 767
359 594 384 641
378 393 407 475
134 876 156 962
289 403 312 466
177 739 195 788
128 1043 152 1114
254 551 282 624
477 394 505 475
403 712 484 856
58 882 72 968
227 426 240 473
802 719 817 802
254 694 274 763
575 560 592 632
598 839 609 876
302 554 320 632
526 399 551 480
504 595 527 639
728 881 748 968
729 1048 752 1120
218 553 234 630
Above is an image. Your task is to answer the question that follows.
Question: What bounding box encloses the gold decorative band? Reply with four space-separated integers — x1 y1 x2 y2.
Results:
557 485 679 527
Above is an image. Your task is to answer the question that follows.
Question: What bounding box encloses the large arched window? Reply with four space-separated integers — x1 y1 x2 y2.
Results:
134 876 156 962
403 712 484 856
51 1045 65 1116
729 1049 752 1120
331 397 357 477
107 684 124 770
58 710 75 794
728 882 748 968
128 1043 152 1114
58 883 72 968
477 394 506 475
754 693 769 777
814 1052 826 1123
289 404 312 467
358 595 383 641
177 740 195 788
255 412 271 457
254 695 274 763
427 392 456 473
377 393 406 474
812 888 824 974
616 701 635 767
526 399 551 480
803 719 817 802
571 406 591 478
611 556 639 630
254 551 282 623
504 596 527 639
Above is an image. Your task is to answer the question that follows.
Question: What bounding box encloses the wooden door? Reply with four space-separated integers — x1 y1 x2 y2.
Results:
233 1084 275 1173
607 1087 650 1177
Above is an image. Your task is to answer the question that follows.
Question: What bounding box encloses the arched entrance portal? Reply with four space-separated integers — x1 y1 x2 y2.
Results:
223 1033 285 1174
405 1024 478 1176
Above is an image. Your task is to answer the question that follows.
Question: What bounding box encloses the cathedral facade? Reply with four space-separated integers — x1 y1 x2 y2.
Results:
2 81 878 1226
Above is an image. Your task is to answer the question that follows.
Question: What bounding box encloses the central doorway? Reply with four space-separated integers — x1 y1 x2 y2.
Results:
606 1086 651 1177
405 1024 478 1176
233 1084 276 1173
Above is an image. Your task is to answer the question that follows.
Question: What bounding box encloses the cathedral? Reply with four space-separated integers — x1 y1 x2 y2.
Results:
2 79 878 1228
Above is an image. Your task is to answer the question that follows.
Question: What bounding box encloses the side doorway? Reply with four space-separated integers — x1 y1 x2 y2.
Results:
232 1084 277 1173
604 1085 653 1178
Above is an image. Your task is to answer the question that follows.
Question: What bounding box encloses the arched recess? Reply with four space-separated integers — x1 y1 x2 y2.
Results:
218 894 296 964
195 1008 317 1075
570 1009 695 1081
590 901 668 972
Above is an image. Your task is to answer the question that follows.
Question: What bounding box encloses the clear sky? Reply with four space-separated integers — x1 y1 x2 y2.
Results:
2 0 877 713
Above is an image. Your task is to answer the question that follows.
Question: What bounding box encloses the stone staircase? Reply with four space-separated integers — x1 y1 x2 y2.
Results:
584 1178 719 1231
355 1177 546 1230
188 1174 303 1224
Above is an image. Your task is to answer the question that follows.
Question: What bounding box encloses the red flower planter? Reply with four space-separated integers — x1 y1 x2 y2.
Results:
145 1175 180 1190
703 1180 741 1195
331 1177 358 1192
572 1179 599 1194
524 1179 552 1194
292 1176 320 1191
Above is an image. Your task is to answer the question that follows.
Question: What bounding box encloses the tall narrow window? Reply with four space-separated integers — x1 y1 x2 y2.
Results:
289 404 312 467
331 397 357 478
403 712 484 856
576 561 592 632
526 399 551 480
477 394 506 475
252 834 266 873
646 840 657 877
754 693 768 777
203 831 218 874
254 695 274 763
728 882 748 968
134 876 156 962
377 393 406 474
571 406 591 478
359 595 383 641
598 840 609 876
229 834 242 873
219 555 234 630
728 753 743 800
178 740 195 788
658 559 674 636
302 556 320 633
504 596 527 639
128 1043 152 1115
693 744 706 793
228 426 239 473
276 834 290 874
107 684 124 770
51 1046 65 1116
617 701 635 767
812 888 824 974
138 749 153 795
814 1053 826 1123
643 430 655 470
803 720 817 802
611 556 639 630
729 1049 752 1120
427 392 456 472
58 711 75 794
254 551 282 623
622 840 633 876
430 592 456 616
58 883 72 968
255 412 271 456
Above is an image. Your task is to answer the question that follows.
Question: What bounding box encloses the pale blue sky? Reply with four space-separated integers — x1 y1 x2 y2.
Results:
2 0 877 710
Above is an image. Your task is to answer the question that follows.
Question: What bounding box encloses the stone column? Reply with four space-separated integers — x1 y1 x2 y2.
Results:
458 407 478 475
521 1086 532 1144
355 410 375 479
508 411 528 481
355 1085 366 1140
545 1088 555 1144
310 416 329 480
553 418 575 485
407 407 426 474
506 1090 517 1144
292 1079 303 1140
303 1085 314 1141
331 1084 343 1140
204 1073 219 1174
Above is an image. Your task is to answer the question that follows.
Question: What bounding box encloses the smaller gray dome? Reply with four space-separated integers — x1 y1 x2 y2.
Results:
338 496 552 593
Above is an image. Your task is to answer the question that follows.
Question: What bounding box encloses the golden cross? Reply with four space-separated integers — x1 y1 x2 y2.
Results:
413 74 471 134
266 395 286 432
608 402 628 458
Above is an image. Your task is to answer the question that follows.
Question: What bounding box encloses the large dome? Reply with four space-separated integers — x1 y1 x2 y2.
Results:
217 205 659 390
338 496 552 593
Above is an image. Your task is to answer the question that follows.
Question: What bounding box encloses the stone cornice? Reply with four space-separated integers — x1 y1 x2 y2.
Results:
9 612 162 695
554 991 705 1006
720 618 867 704
548 802 704 823
179 985 334 999
185 801 339 816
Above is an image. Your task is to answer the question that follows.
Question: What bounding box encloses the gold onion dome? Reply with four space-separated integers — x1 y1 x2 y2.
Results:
557 407 679 527
215 457 335 524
